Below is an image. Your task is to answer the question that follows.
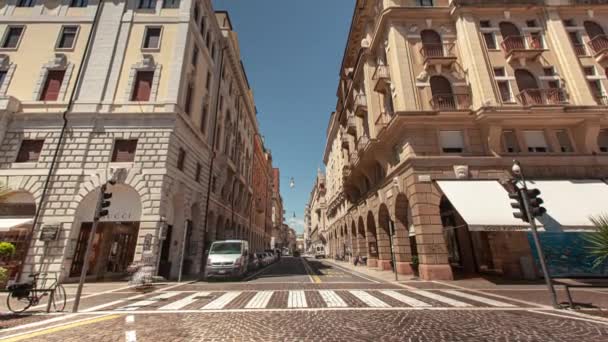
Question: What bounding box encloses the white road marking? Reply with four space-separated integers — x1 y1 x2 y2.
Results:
327 262 381 283
288 290 308 308
301 258 316 283
117 292 181 311
126 330 137 342
349 290 390 308
158 292 210 311
441 290 516 307
201 292 241 310
411 290 471 307
245 291 274 309
125 315 135 323
381 290 431 307
319 290 347 308
82 294 149 312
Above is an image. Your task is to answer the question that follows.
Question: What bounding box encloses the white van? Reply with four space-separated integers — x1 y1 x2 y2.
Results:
315 245 325 259
204 240 249 279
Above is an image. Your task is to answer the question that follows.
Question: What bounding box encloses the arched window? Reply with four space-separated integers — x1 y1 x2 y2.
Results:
421 29 443 57
430 75 455 109
584 21 608 54
514 69 541 105
499 22 524 50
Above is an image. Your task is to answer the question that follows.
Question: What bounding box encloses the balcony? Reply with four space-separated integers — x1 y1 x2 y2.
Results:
430 93 472 111
357 134 370 155
587 34 608 64
501 36 544 63
354 94 368 117
346 114 357 134
373 64 391 92
375 112 393 135
572 43 587 57
420 43 457 71
516 88 568 106
594 93 608 105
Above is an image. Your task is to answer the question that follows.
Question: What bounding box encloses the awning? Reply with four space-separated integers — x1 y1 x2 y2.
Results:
436 180 528 231
0 218 33 232
527 180 608 231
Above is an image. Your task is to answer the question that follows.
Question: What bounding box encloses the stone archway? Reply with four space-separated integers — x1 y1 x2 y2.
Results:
376 204 394 271
365 211 379 267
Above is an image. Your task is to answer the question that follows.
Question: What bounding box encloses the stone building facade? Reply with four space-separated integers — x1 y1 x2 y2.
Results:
306 169 327 253
0 0 269 282
322 0 608 280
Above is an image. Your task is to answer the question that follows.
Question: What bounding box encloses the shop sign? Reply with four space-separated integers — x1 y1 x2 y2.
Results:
40 225 60 242
469 225 531 232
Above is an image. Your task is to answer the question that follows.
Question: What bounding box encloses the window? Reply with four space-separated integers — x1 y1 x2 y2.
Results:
139 0 155 9
483 32 497 49
162 0 179 8
584 66 596 76
57 26 78 49
0 70 7 89
205 71 212 90
439 130 465 153
193 4 199 22
200 16 206 37
568 32 586 56
70 0 88 7
131 71 154 101
526 20 538 28
563 19 576 27
16 140 44 163
211 175 217 193
480 20 491 28
210 43 216 61
2 26 24 49
200 101 209 133
498 81 513 102
543 67 556 76
523 130 549 153
142 27 161 49
184 83 193 115
111 139 138 162
493 67 506 77
502 130 520 153
195 163 201 182
417 0 433 6
191 46 198 66
40 70 65 101
177 148 186 171
555 130 574 153
599 130 608 152
17 0 35 7
529 32 544 49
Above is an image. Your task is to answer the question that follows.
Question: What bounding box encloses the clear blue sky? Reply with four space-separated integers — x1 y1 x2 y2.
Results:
213 0 354 233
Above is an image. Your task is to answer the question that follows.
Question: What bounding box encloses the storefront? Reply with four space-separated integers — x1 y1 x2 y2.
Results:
436 180 608 279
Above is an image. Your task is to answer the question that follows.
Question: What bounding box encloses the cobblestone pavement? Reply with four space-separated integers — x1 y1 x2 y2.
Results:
1 257 608 341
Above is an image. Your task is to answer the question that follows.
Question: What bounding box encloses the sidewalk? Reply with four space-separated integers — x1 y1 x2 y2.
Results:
325 258 417 284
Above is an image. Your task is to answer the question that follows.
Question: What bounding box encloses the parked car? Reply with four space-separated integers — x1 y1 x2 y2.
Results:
249 253 260 270
256 253 269 267
204 240 249 280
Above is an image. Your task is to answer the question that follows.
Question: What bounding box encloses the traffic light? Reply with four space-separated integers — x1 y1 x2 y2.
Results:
509 189 529 223
525 188 547 218
97 184 112 219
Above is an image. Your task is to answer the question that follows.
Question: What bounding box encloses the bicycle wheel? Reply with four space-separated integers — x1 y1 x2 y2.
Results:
6 291 33 313
51 284 67 312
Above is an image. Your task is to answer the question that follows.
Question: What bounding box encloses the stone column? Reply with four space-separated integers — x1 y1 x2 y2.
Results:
376 215 393 271
409 181 453 280
392 218 413 275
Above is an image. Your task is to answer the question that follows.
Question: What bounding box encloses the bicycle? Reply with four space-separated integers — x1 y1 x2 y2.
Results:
6 272 67 313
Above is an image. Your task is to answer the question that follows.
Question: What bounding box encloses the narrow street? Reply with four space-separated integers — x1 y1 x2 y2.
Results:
2 257 608 341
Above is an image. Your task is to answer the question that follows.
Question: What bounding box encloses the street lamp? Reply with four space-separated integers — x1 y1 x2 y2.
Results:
511 160 559 308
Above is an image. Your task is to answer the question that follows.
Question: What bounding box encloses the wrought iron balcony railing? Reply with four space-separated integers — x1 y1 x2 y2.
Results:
501 35 544 55
354 93 368 117
420 43 456 59
587 34 608 56
430 93 472 110
516 88 568 106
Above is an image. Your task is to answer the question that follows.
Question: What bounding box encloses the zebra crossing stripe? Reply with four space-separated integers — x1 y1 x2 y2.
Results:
118 292 181 311
159 292 211 311
288 290 307 308
349 290 390 308
441 290 516 307
245 291 274 309
319 290 347 308
380 290 431 308
201 292 242 310
411 290 471 307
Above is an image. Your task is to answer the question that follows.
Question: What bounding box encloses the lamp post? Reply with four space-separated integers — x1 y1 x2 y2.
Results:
511 160 559 308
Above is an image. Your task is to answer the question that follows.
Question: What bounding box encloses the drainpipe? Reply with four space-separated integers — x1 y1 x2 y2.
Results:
201 44 227 271
17 0 105 280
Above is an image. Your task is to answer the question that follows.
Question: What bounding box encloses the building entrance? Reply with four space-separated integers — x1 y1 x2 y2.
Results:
69 221 139 279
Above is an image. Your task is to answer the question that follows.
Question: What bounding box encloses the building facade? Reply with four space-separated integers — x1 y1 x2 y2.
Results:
305 169 327 253
322 0 608 280
270 167 285 248
0 0 270 282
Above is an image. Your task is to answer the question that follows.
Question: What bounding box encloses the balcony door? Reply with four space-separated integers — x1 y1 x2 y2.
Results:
499 22 524 49
421 30 443 57
430 76 454 109
584 21 608 53
515 69 540 105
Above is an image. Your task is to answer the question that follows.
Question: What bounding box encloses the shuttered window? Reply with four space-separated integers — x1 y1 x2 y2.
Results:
523 130 549 153
16 140 44 163
440 131 465 153
177 148 186 171
111 139 138 162
57 26 78 49
40 70 65 101
131 71 154 101
598 130 608 153
143 27 161 49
